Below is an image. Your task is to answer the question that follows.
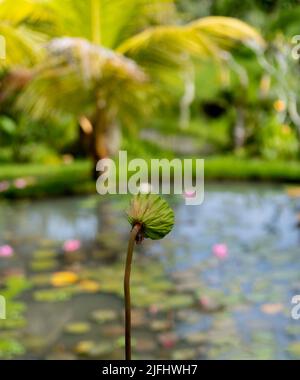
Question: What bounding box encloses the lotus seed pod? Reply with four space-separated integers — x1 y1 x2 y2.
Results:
126 194 174 241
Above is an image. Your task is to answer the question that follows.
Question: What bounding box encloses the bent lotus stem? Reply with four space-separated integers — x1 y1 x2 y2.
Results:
124 194 174 360
124 223 141 360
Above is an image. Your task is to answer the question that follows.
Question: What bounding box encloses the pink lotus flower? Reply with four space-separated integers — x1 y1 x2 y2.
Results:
149 304 159 315
158 333 177 349
0 181 9 192
63 239 81 252
212 243 228 259
183 190 196 198
0 245 14 257
14 178 27 189
199 295 210 308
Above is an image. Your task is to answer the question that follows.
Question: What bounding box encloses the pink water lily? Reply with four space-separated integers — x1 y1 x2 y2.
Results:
183 190 196 198
149 304 159 315
14 178 28 189
0 245 14 257
199 295 210 307
63 239 81 252
212 243 228 259
158 333 177 349
0 181 9 192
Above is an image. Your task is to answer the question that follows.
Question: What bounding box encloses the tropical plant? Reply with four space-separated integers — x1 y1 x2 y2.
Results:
1 0 264 173
125 193 174 360
0 0 56 67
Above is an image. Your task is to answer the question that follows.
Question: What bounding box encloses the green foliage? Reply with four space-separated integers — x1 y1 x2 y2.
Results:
0 0 300 168
1 156 300 200
0 113 76 163
0 338 25 359
258 118 299 160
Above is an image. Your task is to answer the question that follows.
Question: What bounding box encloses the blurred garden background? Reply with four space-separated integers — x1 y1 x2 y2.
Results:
0 0 300 360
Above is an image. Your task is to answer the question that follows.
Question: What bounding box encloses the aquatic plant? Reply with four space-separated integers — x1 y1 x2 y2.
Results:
124 193 174 360
0 245 14 257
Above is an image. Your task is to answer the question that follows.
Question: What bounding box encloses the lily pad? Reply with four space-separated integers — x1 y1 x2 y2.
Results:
285 325 300 336
150 320 172 332
0 338 25 359
171 348 197 360
74 340 96 356
51 271 79 287
136 338 157 353
102 325 124 338
90 309 118 324
32 250 56 260
87 342 115 358
185 332 207 345
23 336 48 352
33 288 74 302
76 280 101 293
0 302 27 330
157 294 194 311
30 274 51 287
115 337 137 349
64 322 91 335
30 259 58 272
47 352 77 360
286 342 300 358
130 309 148 328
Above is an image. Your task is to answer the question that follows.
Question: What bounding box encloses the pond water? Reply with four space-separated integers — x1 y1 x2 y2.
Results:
0 183 300 360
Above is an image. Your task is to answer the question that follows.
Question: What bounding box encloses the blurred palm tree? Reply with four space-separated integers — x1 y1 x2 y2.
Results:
1 0 264 173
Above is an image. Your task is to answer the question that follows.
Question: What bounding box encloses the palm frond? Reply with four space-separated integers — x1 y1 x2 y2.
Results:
0 0 55 24
118 15 265 70
45 0 176 48
16 37 148 120
0 0 55 67
0 23 45 67
189 16 265 50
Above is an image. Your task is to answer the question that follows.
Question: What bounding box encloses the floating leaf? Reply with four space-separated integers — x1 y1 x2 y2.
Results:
33 288 74 302
0 338 25 359
287 342 300 358
130 309 148 328
90 309 118 324
74 341 95 356
150 320 172 332
87 342 115 358
77 280 100 293
32 250 56 260
51 271 79 287
185 332 207 345
135 338 157 353
171 348 197 360
157 294 194 311
30 259 58 272
64 322 91 335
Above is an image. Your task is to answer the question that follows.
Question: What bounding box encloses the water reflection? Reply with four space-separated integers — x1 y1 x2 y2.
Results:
0 184 299 359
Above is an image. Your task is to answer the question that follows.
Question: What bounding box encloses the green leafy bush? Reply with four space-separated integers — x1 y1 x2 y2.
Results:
258 118 299 160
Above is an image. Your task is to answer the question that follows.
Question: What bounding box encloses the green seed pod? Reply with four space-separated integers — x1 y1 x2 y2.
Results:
126 193 174 241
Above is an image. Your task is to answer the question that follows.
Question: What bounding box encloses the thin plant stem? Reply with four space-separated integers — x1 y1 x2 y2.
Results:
124 223 141 360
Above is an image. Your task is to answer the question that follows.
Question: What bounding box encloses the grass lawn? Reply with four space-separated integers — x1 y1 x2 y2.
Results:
0 156 299 199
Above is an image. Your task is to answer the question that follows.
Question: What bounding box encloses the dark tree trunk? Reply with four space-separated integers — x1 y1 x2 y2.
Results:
90 106 121 180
